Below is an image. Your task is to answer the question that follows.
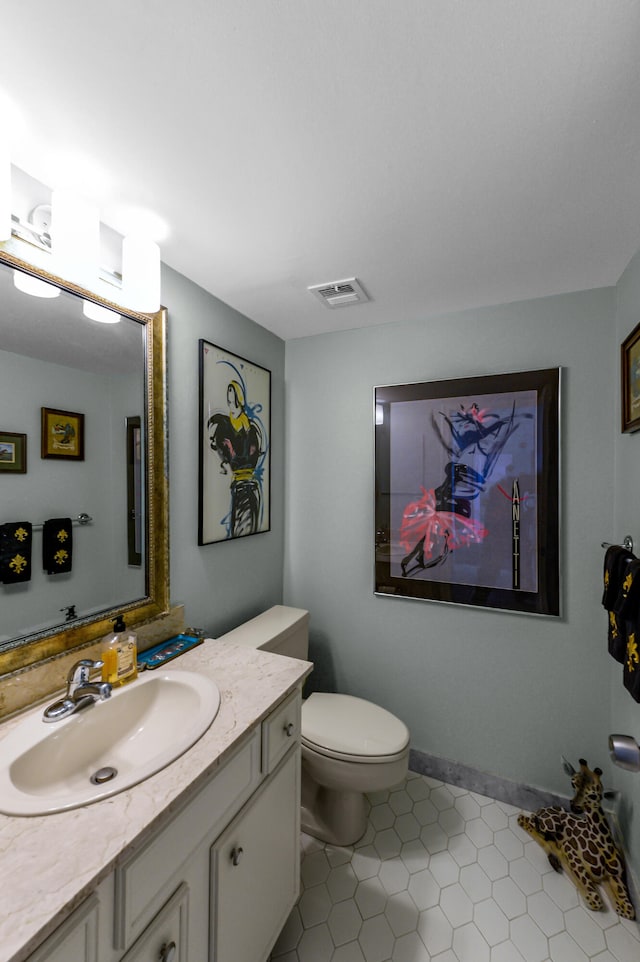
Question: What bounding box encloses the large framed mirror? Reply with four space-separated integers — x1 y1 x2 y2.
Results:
0 248 168 676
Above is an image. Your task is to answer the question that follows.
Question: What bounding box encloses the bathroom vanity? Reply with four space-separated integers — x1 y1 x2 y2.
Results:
0 639 311 962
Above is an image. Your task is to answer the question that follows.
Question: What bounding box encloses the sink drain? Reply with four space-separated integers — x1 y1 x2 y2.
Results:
90 766 118 785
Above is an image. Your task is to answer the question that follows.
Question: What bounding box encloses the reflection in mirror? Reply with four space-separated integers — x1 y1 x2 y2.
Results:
0 250 168 674
126 415 143 567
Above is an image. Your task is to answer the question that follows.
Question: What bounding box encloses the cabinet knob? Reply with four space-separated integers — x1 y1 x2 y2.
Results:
159 941 177 962
284 721 295 737
231 845 244 866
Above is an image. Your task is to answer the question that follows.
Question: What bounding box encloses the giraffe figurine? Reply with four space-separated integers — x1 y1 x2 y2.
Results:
517 758 635 919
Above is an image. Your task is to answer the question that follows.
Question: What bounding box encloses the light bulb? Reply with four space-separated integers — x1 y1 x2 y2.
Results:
82 300 121 324
122 234 161 312
13 270 60 299
51 188 100 289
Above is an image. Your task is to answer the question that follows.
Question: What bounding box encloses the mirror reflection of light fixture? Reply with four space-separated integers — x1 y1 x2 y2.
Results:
82 300 121 324
51 189 100 289
122 234 161 312
375 403 384 425
13 269 60 299
609 733 640 772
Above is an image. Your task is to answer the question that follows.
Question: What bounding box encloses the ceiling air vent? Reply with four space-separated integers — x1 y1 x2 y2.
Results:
308 277 369 308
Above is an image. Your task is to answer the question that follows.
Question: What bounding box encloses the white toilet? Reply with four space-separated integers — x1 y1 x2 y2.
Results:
218 605 410 846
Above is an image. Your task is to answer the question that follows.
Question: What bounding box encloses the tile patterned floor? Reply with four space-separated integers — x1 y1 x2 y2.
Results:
271 771 640 962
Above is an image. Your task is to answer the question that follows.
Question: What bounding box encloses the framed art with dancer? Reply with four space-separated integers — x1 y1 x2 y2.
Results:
374 368 560 616
198 340 271 545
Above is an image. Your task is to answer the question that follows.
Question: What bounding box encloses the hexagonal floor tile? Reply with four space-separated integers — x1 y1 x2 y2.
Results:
284 770 639 962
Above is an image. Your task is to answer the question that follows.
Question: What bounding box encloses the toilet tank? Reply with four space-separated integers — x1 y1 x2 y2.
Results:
217 605 310 659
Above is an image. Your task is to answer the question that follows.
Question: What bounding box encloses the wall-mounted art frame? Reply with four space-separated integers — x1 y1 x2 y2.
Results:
621 321 640 433
374 367 561 616
0 431 27 474
198 340 271 545
41 407 85 461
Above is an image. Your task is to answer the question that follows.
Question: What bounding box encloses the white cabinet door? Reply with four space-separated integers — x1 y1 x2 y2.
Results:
211 748 300 962
114 730 260 952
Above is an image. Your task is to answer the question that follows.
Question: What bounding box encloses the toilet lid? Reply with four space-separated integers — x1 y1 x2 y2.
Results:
302 693 409 758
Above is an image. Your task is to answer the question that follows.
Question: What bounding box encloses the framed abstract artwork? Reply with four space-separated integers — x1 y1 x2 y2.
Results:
41 408 84 460
0 431 27 473
621 321 640 433
374 368 561 616
198 340 271 545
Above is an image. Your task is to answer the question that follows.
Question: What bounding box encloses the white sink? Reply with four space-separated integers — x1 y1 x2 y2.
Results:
0 670 221 816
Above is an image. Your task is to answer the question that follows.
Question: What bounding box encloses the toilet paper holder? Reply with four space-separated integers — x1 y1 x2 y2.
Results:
609 734 640 772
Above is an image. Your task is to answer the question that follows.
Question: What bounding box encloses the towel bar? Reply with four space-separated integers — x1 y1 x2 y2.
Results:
601 535 634 553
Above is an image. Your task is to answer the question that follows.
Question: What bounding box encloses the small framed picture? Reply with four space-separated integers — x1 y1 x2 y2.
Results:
41 407 85 460
621 321 640 433
0 431 27 473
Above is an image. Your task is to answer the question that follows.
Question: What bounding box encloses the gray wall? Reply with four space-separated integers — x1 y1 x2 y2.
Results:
159 255 639 881
614 250 640 879
284 288 616 804
162 264 286 637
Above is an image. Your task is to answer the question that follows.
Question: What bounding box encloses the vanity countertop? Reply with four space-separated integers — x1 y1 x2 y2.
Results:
0 639 312 962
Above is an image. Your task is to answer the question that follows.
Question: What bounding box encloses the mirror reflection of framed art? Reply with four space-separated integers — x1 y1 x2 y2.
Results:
0 431 26 474
41 407 85 461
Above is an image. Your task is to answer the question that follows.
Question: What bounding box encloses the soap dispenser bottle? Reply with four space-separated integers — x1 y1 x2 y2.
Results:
101 615 138 687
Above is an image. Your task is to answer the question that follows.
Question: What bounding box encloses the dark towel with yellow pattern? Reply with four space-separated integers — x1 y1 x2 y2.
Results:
616 559 640 703
0 522 33 583
609 557 640 702
623 631 640 702
43 518 73 574
603 545 635 663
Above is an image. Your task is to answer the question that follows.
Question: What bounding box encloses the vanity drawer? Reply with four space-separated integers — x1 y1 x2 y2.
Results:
261 688 301 773
114 728 261 951
121 883 189 962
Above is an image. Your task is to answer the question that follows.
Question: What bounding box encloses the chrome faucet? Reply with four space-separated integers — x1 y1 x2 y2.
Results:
43 659 112 723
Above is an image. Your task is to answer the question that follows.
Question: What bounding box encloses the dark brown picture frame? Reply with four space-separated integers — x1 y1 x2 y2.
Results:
41 407 85 460
621 321 640 433
0 431 27 473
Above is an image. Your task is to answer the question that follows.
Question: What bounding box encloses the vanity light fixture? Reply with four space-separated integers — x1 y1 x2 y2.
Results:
0 144 10 242
12 269 60 299
82 300 121 324
122 233 161 312
0 91 24 243
51 188 100 290
7 161 166 310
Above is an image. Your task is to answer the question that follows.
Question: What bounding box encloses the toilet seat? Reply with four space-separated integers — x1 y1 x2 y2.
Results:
302 692 410 763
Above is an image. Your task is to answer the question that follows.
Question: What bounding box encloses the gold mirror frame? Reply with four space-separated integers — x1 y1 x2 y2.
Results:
0 248 169 677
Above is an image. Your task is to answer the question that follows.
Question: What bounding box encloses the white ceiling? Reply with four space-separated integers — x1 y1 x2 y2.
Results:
3 1 640 341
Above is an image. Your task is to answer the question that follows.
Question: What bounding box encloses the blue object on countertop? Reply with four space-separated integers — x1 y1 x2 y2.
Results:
137 632 204 670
